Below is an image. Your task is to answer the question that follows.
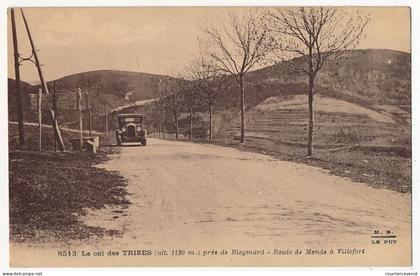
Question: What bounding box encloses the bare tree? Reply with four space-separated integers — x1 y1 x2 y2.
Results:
265 7 370 156
159 75 187 140
182 74 200 139
152 77 169 139
149 99 165 138
202 9 275 143
189 58 226 140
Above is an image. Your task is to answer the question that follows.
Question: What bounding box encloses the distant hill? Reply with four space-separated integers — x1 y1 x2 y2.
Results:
51 70 167 101
214 49 410 147
8 49 410 137
213 49 410 112
7 70 169 130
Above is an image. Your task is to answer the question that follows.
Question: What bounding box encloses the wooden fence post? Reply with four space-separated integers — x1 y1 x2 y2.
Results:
88 80 92 136
105 102 109 135
77 88 83 150
49 109 66 152
38 88 42 152
53 81 57 152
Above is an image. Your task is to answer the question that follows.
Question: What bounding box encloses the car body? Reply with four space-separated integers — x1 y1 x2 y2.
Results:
115 114 147 146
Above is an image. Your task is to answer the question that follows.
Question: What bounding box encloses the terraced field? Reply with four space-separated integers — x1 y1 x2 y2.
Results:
221 95 410 149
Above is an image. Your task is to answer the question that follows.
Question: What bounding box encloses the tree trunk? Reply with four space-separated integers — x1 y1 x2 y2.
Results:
163 125 166 139
307 75 315 156
239 75 245 143
175 113 179 140
189 106 193 139
163 113 167 139
209 104 213 141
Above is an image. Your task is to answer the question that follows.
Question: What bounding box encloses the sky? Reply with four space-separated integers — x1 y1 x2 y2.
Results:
7 6 411 84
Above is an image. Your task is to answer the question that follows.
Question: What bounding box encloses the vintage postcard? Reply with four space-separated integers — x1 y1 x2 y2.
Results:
6 6 411 267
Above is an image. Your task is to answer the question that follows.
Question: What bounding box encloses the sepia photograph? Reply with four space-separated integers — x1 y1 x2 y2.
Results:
2 3 415 271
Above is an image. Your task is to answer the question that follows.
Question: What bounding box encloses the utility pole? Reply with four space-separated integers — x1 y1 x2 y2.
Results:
20 8 49 94
10 8 25 148
12 8 64 152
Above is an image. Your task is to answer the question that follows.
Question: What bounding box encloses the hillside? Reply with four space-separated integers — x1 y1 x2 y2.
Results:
51 70 166 101
220 94 410 146
8 78 32 121
8 49 410 137
212 49 410 112
216 50 410 147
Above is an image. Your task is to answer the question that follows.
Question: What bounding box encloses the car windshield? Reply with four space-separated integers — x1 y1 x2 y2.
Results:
120 117 143 123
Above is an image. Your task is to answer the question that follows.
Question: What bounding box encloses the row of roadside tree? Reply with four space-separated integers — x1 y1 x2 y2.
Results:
149 7 370 156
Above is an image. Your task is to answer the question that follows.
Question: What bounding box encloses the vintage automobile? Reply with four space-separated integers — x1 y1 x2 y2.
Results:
115 113 147 146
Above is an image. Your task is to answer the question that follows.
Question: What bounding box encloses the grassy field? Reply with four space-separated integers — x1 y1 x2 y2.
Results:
8 125 128 243
220 95 410 146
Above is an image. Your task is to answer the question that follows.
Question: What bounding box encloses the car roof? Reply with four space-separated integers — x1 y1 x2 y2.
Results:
118 114 145 118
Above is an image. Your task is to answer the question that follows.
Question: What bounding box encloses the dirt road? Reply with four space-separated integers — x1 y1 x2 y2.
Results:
11 138 411 266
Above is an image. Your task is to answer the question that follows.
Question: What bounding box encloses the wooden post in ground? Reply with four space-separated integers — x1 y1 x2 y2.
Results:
48 81 66 152
88 80 92 136
10 8 25 148
105 102 109 135
49 109 65 152
38 88 42 151
53 81 57 152
77 88 83 150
